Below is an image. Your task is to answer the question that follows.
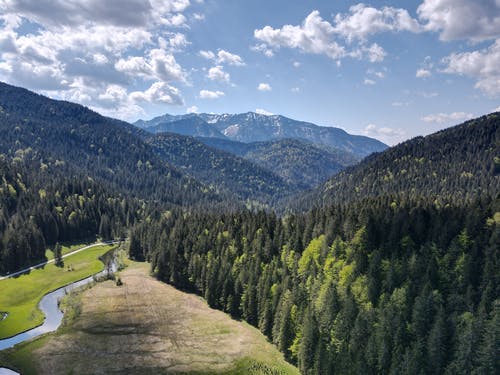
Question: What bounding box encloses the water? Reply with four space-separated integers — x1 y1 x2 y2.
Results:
0 368 19 374
0 259 116 352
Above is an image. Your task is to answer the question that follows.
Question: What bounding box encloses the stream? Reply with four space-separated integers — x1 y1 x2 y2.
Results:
0 256 116 353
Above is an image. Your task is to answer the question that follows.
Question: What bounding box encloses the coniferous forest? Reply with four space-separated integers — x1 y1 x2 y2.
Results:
0 82 499 374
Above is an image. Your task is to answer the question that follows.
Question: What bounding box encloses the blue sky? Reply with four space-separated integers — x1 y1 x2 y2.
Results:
0 0 499 144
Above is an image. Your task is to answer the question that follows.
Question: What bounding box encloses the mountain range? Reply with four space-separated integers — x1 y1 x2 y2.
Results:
135 112 388 158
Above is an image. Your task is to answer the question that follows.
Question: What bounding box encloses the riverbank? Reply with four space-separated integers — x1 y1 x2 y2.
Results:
0 261 299 374
0 243 117 339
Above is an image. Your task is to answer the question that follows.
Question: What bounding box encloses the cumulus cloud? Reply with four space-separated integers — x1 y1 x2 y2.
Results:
0 0 191 120
257 83 272 91
255 108 273 115
207 65 230 82
363 123 406 145
442 40 500 95
254 11 346 60
199 49 245 66
115 49 186 82
199 89 225 99
363 78 376 85
129 81 183 105
421 112 474 123
417 0 500 42
254 6 421 63
416 68 432 78
333 3 422 41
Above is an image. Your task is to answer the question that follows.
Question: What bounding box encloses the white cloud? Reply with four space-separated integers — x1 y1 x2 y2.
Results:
207 65 230 82
257 82 272 91
193 13 205 21
417 0 500 42
333 3 422 41
130 81 183 105
255 108 273 115
254 6 421 63
115 48 186 82
291 87 300 93
363 78 376 85
0 0 191 118
199 50 215 60
199 49 245 66
186 105 199 113
199 89 225 99
293 61 301 68
421 111 474 123
216 50 245 66
254 11 345 60
251 43 274 57
363 123 406 145
416 68 432 78
442 39 500 95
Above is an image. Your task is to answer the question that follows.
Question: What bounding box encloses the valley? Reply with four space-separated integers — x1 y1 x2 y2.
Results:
0 82 498 374
0 262 299 375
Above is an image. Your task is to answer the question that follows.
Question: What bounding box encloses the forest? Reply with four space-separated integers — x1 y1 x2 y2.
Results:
0 82 498 374
128 196 499 374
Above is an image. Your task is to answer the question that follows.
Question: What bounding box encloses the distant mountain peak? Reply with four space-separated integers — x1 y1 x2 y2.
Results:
135 112 387 158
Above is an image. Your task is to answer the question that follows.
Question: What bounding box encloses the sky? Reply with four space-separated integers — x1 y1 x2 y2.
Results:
0 0 499 145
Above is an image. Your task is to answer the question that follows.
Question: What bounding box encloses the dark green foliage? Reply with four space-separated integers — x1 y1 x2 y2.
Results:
0 82 224 208
146 133 298 205
295 113 500 209
131 194 499 374
198 137 359 189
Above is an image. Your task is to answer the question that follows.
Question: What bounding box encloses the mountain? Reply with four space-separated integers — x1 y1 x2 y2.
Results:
135 112 388 158
198 137 359 189
145 133 298 205
295 113 500 209
0 81 227 211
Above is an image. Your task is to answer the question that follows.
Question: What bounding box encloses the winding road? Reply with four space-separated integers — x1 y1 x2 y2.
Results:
0 240 119 281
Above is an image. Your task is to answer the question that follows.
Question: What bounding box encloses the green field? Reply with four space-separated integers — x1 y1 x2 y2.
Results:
0 243 116 339
44 239 96 261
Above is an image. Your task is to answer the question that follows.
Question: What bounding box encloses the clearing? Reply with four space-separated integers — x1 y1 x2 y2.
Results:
0 262 299 374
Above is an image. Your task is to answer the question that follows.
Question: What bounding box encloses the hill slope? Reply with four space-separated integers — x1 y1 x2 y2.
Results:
136 112 387 158
296 113 500 209
199 137 359 189
0 81 222 207
146 133 299 205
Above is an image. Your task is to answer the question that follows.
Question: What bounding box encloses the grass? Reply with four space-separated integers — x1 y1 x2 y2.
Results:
0 243 116 339
0 261 299 375
44 239 96 261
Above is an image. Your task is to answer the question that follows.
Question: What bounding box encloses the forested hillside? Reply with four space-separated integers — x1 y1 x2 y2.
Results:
0 82 226 274
0 82 222 207
296 113 500 209
130 197 499 375
129 113 500 374
0 156 141 273
146 133 298 205
198 137 359 189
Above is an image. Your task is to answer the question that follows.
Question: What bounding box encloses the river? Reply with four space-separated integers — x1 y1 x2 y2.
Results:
0 255 116 352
